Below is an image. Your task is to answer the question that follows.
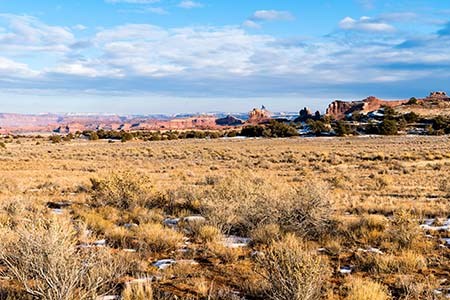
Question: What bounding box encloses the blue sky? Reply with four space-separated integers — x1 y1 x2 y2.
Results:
0 0 449 114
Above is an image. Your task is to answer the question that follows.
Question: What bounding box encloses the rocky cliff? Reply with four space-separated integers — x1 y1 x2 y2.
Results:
326 96 409 120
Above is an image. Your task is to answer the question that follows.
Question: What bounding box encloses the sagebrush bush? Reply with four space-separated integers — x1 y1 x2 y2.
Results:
90 172 152 209
200 173 333 238
0 216 126 300
256 234 329 300
389 210 423 250
134 223 184 253
250 223 282 246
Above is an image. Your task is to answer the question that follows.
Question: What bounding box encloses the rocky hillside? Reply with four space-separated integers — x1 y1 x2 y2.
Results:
326 92 450 120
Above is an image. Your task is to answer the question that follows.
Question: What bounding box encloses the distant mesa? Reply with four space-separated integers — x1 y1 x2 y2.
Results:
326 96 409 120
247 106 271 124
215 115 244 126
295 107 321 122
325 91 450 120
428 91 449 100
1 93 449 134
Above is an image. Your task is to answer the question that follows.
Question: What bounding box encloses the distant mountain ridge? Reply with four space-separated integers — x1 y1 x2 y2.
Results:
1 92 449 134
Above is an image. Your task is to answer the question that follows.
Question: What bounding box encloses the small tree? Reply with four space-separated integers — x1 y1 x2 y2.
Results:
89 132 99 141
334 121 351 136
379 119 398 135
49 135 62 143
407 97 418 105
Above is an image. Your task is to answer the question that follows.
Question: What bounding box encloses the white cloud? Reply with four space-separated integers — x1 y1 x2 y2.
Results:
72 24 87 31
339 16 395 32
0 57 38 78
0 14 74 53
95 24 168 42
0 14 449 101
242 20 261 29
178 1 203 9
251 10 294 21
145 7 168 14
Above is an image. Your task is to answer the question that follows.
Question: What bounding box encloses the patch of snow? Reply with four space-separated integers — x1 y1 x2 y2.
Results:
357 247 384 255
163 218 180 227
153 259 197 270
94 239 106 247
183 216 206 223
153 259 176 270
223 235 251 248
51 209 64 215
434 288 450 298
420 218 450 231
123 249 137 253
124 223 138 229
339 266 352 274
441 238 450 246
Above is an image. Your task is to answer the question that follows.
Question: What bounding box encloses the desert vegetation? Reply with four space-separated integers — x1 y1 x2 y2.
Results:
0 135 449 299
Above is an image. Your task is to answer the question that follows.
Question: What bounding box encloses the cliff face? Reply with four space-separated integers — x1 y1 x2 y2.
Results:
247 108 271 124
215 115 244 126
326 96 408 120
0 114 227 134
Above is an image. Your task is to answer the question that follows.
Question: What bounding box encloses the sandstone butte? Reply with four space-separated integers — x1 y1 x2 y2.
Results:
325 91 450 120
1 92 449 133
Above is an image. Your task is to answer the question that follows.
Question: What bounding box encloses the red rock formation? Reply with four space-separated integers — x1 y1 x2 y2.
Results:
326 96 408 120
247 107 271 124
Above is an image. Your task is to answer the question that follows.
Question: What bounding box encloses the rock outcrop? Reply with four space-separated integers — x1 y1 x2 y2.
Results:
247 107 271 124
326 96 409 120
215 115 244 126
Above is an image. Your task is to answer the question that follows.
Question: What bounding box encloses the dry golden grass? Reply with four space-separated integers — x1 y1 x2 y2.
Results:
0 135 449 299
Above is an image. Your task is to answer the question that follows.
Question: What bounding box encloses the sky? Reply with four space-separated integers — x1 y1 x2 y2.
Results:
0 0 449 114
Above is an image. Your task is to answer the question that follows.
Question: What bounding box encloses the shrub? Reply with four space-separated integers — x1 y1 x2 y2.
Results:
196 225 222 243
256 234 329 300
89 131 99 141
406 97 418 105
134 223 184 253
307 119 330 136
49 135 62 143
0 217 125 300
334 121 352 136
389 210 422 250
346 277 390 300
250 223 282 246
121 132 134 143
90 172 152 209
200 173 333 238
379 119 398 135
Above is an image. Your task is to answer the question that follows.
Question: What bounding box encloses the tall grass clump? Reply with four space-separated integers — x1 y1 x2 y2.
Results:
346 277 391 300
256 234 329 300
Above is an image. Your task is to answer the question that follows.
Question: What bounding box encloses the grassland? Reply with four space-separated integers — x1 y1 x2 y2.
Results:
0 135 449 299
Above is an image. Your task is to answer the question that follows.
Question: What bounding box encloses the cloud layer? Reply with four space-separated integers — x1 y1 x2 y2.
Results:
0 9 449 107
